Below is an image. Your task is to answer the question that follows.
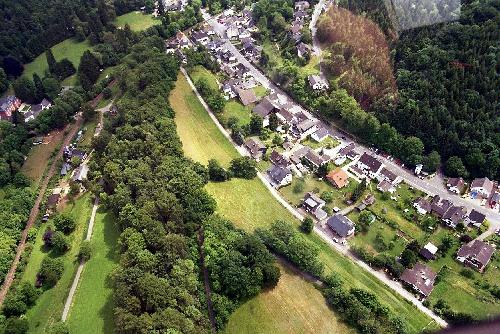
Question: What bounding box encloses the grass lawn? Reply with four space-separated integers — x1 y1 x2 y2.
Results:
171 74 438 333
222 100 252 127
279 175 358 211
66 209 119 334
224 262 354 334
114 11 161 31
253 85 268 98
21 130 65 186
189 65 219 90
301 137 339 150
170 73 238 167
23 194 93 333
79 121 97 148
23 39 92 79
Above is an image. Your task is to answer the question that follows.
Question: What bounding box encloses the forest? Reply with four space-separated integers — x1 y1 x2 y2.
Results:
330 0 500 179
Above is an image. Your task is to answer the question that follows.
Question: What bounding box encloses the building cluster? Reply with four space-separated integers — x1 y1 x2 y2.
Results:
445 177 500 213
291 1 311 58
0 95 51 123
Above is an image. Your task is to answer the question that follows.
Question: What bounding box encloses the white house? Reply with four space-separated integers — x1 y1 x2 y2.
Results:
267 165 292 188
308 75 329 90
470 177 494 199
356 153 384 179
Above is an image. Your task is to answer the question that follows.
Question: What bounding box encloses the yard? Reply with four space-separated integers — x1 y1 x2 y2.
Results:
23 38 92 79
21 130 65 186
170 73 238 166
113 11 161 31
221 100 252 126
171 74 438 333
301 136 339 150
66 209 119 334
23 194 93 333
189 65 219 90
224 262 354 334
279 175 359 211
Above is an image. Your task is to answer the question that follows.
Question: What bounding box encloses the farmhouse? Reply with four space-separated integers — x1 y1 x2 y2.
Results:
456 240 495 272
308 75 329 90
267 165 292 188
302 192 327 220
400 263 436 298
326 214 355 238
464 209 486 228
244 138 266 160
470 177 494 199
326 168 349 189
447 177 465 194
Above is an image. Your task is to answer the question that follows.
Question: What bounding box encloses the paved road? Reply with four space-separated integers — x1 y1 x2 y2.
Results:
182 64 448 328
203 11 500 237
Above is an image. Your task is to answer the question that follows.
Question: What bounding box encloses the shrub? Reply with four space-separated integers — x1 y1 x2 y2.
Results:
78 241 92 262
53 214 76 235
52 231 70 254
4 317 29 334
229 157 257 179
300 217 314 234
460 268 475 279
293 178 305 194
38 257 64 287
208 159 230 182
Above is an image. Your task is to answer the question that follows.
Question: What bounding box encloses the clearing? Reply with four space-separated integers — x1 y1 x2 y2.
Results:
224 261 354 334
66 209 119 334
114 11 161 31
23 39 92 79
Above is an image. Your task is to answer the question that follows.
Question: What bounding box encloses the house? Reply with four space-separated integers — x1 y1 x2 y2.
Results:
311 127 330 142
47 193 61 209
456 240 495 272
72 164 89 182
269 150 290 168
234 63 252 79
356 153 383 179
0 95 21 121
465 209 486 228
222 79 239 99
377 167 400 185
413 198 432 215
308 75 329 90
363 194 376 206
60 162 71 176
377 179 395 193
326 214 355 238
326 168 349 189
24 98 52 122
276 108 295 125
190 30 210 45
338 143 356 159
430 195 453 218
175 31 191 49
303 149 329 168
400 263 437 298
296 42 311 58
290 146 310 165
470 177 494 199
489 192 500 210
236 88 258 106
244 138 266 160
295 0 310 11
252 97 277 119
302 192 328 220
420 242 438 260
447 177 465 194
295 119 318 139
267 165 292 188
442 205 466 228
226 24 240 39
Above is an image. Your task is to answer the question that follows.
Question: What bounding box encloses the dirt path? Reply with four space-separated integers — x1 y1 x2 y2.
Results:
198 228 217 333
0 86 111 307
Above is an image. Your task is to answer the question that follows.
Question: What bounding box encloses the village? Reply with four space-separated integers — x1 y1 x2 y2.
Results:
163 3 500 307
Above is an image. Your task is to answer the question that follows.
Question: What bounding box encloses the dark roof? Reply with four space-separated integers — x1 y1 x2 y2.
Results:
358 153 382 173
252 97 276 118
237 88 258 106
267 165 291 184
420 242 438 260
457 240 495 267
431 195 453 218
269 150 290 168
47 193 61 207
339 143 355 156
191 30 209 42
447 177 465 189
244 138 266 157
277 108 294 123
380 167 397 183
400 263 436 297
471 177 494 193
304 149 327 167
414 198 432 212
326 214 355 238
442 206 466 226
467 210 486 226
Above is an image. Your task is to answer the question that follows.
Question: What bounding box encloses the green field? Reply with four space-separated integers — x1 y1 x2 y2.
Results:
224 262 354 334
171 74 438 333
189 65 219 90
170 73 237 167
114 11 161 31
23 194 93 333
222 100 252 127
66 209 119 333
23 39 92 79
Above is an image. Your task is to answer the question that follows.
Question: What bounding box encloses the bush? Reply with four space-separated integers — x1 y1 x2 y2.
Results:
229 157 257 179
208 159 230 182
460 268 475 279
53 214 76 235
78 241 92 262
320 191 333 203
38 257 64 287
48 321 70 334
4 317 29 334
300 217 314 234
293 178 305 194
52 231 70 254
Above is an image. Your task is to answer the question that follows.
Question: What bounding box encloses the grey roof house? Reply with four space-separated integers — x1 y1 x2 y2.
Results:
326 214 355 238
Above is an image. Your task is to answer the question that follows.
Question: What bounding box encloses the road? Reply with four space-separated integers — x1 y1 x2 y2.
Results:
310 0 333 78
182 64 448 328
203 10 500 237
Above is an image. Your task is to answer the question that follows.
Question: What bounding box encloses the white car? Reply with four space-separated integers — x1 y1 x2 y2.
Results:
333 207 340 213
